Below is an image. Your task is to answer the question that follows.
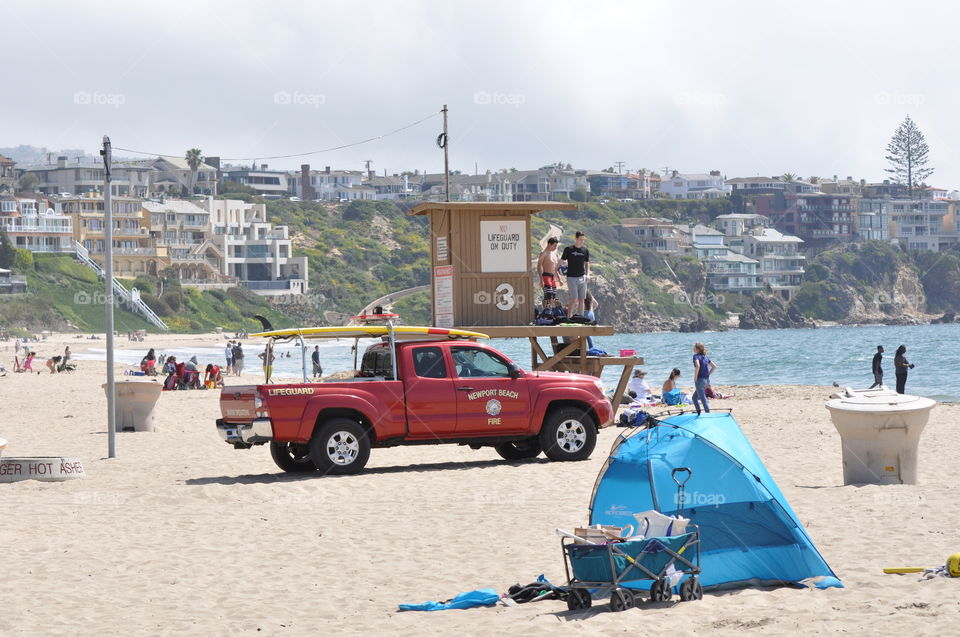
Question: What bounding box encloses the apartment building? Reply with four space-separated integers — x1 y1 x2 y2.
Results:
143 199 229 286
367 175 422 201
0 194 73 253
713 213 771 237
288 166 371 201
147 157 219 196
703 252 761 292
659 171 728 199
755 192 854 247
220 164 289 198
54 193 162 278
741 228 805 298
19 156 154 197
617 217 683 253
886 198 950 252
203 197 308 295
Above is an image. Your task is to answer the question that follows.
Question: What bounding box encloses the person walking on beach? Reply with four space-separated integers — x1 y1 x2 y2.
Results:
894 344 914 394
225 340 235 376
560 231 590 317
869 345 884 388
692 342 718 415
232 342 244 376
311 345 323 378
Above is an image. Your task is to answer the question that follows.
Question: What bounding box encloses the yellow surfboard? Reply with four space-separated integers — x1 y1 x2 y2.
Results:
250 326 489 340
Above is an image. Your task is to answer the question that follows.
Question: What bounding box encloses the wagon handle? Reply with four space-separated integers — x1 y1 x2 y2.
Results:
672 467 692 487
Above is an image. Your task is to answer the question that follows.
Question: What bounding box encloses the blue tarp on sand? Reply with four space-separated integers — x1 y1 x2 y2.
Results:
589 412 842 590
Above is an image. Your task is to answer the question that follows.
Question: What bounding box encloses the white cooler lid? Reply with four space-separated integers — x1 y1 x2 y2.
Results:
825 388 936 413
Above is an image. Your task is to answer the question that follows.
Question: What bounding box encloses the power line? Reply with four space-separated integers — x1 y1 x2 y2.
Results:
112 111 441 162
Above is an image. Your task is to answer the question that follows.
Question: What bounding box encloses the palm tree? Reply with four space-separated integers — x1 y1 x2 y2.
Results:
781 172 797 182
185 148 204 195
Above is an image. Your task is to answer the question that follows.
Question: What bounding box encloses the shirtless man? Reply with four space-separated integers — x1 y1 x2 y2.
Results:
536 237 562 300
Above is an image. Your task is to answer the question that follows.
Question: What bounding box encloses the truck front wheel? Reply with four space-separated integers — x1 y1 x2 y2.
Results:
539 406 597 461
309 418 371 475
270 441 318 473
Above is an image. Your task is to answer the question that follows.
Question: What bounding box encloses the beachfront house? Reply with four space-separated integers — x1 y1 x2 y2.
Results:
659 171 728 199
0 195 74 253
219 164 289 199
741 228 805 298
18 156 154 197
288 166 370 201
202 197 308 295
617 217 683 254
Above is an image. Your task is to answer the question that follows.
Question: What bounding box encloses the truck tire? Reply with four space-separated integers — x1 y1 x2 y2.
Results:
494 438 542 460
539 406 597 461
309 418 371 475
270 441 318 473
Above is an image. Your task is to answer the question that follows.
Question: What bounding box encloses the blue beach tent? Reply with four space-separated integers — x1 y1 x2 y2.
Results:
589 412 842 590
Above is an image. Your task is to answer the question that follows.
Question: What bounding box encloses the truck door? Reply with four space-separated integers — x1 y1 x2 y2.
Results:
450 346 530 434
402 345 458 439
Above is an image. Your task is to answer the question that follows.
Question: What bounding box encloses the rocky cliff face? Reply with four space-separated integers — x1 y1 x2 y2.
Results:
740 293 815 329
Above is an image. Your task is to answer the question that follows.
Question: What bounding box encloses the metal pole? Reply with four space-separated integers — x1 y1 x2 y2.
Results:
442 104 449 202
101 135 116 458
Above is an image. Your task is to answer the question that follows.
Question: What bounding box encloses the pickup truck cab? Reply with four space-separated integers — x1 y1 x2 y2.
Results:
217 335 613 475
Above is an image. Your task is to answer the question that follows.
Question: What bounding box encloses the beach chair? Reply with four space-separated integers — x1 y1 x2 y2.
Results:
57 359 77 373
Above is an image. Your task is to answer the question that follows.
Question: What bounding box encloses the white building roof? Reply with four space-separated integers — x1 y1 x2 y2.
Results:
750 228 804 243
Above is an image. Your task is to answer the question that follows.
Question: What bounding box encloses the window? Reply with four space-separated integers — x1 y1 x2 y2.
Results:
360 347 393 379
413 346 447 378
451 347 510 378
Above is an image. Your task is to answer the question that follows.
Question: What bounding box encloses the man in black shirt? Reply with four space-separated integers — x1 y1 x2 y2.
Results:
560 231 590 316
311 345 323 378
869 345 884 388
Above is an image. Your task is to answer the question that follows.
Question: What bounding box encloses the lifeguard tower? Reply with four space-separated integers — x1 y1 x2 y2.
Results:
409 201 643 405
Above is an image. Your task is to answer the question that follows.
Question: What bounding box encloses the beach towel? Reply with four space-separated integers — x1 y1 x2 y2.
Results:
398 588 499 611
662 389 682 405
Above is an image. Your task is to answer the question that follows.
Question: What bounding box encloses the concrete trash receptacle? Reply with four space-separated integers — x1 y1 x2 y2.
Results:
825 387 936 485
102 380 163 432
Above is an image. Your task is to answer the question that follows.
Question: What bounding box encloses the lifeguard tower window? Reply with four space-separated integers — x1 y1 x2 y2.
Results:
360 348 394 379
413 346 447 379
451 346 510 378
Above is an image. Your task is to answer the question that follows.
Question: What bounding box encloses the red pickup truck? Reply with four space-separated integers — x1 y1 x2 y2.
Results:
217 338 613 475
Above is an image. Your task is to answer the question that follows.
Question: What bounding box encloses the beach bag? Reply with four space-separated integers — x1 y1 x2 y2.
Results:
633 510 690 538
163 374 177 391
663 389 682 405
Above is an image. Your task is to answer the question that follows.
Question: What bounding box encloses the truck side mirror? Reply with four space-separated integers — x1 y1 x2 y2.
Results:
507 363 522 379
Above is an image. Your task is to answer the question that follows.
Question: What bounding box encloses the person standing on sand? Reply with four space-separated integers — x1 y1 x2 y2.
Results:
560 231 590 316
894 344 914 394
312 345 323 378
233 342 244 376
869 345 884 388
224 340 234 376
692 342 718 415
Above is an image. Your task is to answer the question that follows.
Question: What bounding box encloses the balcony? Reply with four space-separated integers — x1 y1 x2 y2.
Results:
241 279 302 291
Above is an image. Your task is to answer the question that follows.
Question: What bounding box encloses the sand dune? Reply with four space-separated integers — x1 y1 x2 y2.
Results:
1 334 957 635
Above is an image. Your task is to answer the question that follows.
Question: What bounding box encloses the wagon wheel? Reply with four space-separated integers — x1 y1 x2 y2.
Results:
680 577 703 601
610 589 633 612
566 588 592 611
650 577 672 602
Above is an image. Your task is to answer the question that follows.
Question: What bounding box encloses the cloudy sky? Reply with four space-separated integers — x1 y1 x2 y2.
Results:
4 0 959 184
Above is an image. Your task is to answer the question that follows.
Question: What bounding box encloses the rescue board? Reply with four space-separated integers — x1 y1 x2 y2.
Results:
251 326 489 340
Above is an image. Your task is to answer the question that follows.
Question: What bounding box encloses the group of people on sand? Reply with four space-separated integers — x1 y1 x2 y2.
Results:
625 342 723 415
224 341 245 376
135 348 223 390
8 340 72 374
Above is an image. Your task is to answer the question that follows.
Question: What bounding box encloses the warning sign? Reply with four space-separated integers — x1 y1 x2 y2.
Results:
434 265 454 327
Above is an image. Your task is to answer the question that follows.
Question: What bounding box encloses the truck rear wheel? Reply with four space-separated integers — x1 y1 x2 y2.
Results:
494 438 542 460
539 406 597 461
270 441 318 473
309 418 371 475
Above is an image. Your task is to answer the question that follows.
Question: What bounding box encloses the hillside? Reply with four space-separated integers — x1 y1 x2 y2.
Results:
0 251 288 335
265 199 744 332
788 241 960 325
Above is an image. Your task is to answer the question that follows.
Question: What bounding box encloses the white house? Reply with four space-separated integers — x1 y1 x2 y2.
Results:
659 171 728 199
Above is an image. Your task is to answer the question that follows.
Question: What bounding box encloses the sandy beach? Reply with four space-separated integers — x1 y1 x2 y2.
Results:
1 332 957 635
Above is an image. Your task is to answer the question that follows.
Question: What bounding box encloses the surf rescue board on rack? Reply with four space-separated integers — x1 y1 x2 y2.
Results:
250 326 489 340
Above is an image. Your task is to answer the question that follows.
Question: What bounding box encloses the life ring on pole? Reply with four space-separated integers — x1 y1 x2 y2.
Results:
436 133 447 149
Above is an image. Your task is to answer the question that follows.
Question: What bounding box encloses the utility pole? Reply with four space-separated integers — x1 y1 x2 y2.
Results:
441 104 450 202
614 161 626 174
100 135 116 458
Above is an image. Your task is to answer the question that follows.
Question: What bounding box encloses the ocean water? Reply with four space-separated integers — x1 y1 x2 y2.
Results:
74 323 960 402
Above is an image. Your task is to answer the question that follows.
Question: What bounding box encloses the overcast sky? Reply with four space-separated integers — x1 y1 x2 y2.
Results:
4 0 960 184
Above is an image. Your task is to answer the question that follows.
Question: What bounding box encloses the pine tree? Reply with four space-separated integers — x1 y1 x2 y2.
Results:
884 115 934 198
